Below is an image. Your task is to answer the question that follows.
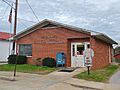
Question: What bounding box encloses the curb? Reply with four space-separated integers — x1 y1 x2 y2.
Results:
70 83 102 90
64 78 120 90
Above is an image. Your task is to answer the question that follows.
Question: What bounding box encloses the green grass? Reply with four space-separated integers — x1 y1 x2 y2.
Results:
0 64 57 75
74 65 119 82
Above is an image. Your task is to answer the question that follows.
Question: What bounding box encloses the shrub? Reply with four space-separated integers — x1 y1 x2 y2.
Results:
8 55 27 64
42 57 56 67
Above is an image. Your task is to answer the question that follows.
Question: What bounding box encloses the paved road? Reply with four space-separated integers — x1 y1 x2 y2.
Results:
109 70 120 84
0 68 88 90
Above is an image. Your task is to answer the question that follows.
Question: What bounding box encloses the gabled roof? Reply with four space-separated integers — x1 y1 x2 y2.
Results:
0 32 12 40
14 19 117 44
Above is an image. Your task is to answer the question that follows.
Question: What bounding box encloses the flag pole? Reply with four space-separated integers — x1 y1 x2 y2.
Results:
8 4 13 56
8 17 12 56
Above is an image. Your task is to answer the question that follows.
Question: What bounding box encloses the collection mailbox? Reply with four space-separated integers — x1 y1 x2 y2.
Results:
56 52 65 66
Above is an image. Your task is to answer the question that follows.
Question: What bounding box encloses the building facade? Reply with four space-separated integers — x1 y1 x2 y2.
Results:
14 19 117 69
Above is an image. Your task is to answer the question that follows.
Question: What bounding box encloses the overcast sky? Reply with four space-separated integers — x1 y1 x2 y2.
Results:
0 0 120 43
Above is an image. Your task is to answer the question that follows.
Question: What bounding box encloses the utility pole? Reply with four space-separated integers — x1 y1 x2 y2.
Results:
13 0 19 79
14 0 18 36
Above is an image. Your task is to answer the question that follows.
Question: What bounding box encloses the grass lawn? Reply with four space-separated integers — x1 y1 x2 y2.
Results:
74 65 119 82
0 64 57 75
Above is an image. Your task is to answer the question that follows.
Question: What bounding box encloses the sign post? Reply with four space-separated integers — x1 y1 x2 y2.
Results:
83 45 94 75
85 63 92 75
87 66 90 75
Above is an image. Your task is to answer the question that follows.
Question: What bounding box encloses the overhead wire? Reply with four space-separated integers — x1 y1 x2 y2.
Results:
2 0 15 10
5 0 15 4
0 5 9 31
17 18 37 29
1 5 9 19
25 0 40 22
1 0 39 31
17 19 28 28
1 0 38 32
17 18 37 23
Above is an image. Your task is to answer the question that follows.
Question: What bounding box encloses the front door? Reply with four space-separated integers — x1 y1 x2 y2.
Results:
71 42 89 67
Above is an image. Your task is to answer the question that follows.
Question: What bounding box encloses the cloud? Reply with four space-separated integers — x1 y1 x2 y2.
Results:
0 0 120 43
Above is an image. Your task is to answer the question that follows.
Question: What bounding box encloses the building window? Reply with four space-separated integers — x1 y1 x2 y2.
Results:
19 44 32 56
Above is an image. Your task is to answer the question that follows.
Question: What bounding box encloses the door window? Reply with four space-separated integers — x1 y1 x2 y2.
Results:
77 44 84 55
72 45 75 56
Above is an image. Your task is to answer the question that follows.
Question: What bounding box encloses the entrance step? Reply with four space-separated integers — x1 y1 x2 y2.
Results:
58 67 78 72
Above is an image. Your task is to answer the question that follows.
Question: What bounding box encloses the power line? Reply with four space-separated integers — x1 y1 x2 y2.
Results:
4 0 15 4
0 5 9 32
2 0 15 10
17 18 37 23
25 0 40 22
18 19 28 28
1 5 9 19
7 0 15 3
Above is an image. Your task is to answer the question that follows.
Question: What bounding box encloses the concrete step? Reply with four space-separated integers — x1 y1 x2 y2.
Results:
58 67 77 72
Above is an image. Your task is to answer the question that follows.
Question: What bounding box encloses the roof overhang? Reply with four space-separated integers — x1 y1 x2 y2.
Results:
93 34 118 44
13 19 91 40
12 19 117 45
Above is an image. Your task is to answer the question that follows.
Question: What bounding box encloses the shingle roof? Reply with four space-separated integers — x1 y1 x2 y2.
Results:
13 19 117 44
0 32 12 40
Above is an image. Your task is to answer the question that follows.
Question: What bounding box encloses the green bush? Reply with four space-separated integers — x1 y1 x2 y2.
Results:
8 55 27 64
42 57 56 67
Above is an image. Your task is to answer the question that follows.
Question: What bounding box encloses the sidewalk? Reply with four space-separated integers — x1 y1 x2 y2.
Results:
0 68 85 90
65 78 120 90
0 68 119 90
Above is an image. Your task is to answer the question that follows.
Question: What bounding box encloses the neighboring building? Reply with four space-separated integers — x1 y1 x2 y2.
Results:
114 54 120 59
114 46 120 59
13 19 117 69
0 32 13 62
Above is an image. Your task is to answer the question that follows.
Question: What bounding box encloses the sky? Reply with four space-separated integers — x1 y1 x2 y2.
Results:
0 0 120 43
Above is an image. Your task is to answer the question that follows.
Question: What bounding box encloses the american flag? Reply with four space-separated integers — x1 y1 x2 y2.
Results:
8 8 12 23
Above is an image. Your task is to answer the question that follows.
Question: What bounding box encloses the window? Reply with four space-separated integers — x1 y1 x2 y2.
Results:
72 45 75 56
19 44 32 56
77 44 84 55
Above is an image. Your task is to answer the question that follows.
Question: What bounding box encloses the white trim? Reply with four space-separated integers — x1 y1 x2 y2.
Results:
27 56 32 57
109 46 111 63
71 42 90 67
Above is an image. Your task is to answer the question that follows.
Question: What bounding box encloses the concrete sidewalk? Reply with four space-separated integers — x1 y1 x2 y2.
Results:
0 68 120 90
65 78 120 90
0 68 85 90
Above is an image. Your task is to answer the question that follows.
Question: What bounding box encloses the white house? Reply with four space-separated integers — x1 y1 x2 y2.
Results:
0 32 13 62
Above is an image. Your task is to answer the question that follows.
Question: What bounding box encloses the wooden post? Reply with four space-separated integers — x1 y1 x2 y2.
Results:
87 66 90 75
13 0 19 78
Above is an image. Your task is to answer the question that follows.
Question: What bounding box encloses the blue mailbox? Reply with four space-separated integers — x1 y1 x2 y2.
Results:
56 52 65 66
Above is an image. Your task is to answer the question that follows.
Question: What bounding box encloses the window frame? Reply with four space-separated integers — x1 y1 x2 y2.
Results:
19 44 32 56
